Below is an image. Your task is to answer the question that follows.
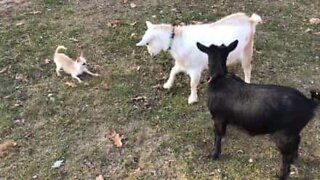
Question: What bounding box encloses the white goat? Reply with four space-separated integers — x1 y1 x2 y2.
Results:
136 12 262 104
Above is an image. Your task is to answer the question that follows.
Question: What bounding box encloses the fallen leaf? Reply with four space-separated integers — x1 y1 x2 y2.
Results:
309 17 320 25
130 21 137 26
108 130 123 148
69 37 79 42
305 28 312 33
102 82 110 90
130 33 136 38
14 118 25 125
52 160 64 168
44 58 51 64
65 81 77 88
31 11 41 15
151 84 162 89
96 175 104 180
13 0 26 4
0 140 17 158
313 32 320 35
15 74 28 82
16 22 24 26
130 2 137 8
108 20 124 27
14 100 24 107
0 66 9 74
131 96 146 101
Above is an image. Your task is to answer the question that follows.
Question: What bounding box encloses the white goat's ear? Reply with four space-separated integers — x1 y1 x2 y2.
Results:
146 21 153 28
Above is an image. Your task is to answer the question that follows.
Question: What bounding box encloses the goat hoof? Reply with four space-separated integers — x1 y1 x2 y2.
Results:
163 82 172 89
188 95 198 104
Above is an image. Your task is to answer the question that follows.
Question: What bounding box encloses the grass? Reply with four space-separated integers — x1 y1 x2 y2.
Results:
0 0 319 179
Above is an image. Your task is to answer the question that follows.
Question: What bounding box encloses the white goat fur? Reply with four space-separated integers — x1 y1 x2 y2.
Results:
137 13 262 104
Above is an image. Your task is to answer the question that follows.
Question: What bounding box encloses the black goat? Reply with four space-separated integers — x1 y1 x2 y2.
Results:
196 40 319 180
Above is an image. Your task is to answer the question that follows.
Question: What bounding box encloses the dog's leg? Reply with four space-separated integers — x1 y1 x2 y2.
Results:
188 69 201 104
84 68 99 76
212 120 227 160
56 65 62 76
71 74 82 83
163 65 181 89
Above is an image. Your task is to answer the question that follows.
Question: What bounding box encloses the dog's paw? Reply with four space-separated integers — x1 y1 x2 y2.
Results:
188 94 198 104
211 153 220 160
163 82 173 89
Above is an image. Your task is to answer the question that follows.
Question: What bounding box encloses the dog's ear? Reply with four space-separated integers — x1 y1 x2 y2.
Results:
136 40 146 46
226 40 238 53
146 21 153 29
196 42 209 54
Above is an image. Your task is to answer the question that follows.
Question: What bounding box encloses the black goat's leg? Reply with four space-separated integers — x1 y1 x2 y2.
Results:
211 120 227 160
276 134 300 180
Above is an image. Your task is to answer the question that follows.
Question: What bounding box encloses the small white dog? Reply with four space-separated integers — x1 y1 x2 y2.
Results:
136 12 262 104
53 45 99 83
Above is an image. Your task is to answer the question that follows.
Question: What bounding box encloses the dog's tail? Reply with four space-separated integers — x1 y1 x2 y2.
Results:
311 90 320 101
310 90 320 108
250 13 262 25
55 45 67 55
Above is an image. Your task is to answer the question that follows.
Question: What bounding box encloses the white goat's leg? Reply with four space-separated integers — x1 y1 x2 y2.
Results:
188 70 201 104
243 35 254 83
163 65 181 89
243 62 252 83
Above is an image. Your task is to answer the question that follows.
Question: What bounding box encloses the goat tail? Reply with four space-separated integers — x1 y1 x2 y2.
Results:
250 13 262 25
55 45 67 55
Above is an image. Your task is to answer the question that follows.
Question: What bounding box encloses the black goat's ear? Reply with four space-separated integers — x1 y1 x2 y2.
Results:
226 40 238 53
196 42 209 53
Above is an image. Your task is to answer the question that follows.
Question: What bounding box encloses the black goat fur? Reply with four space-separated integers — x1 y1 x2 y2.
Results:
197 40 319 180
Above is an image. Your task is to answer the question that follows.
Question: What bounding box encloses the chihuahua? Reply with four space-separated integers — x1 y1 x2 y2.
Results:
53 45 99 83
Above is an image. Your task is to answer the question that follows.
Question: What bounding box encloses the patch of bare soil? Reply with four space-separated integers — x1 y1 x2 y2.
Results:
0 0 29 16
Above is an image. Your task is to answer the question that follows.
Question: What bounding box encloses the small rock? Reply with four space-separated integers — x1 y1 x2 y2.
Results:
130 2 136 8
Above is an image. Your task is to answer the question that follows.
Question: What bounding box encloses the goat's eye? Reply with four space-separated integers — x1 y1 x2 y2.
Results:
146 43 149 45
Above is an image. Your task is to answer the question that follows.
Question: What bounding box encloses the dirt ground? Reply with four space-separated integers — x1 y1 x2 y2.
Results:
0 0 319 179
